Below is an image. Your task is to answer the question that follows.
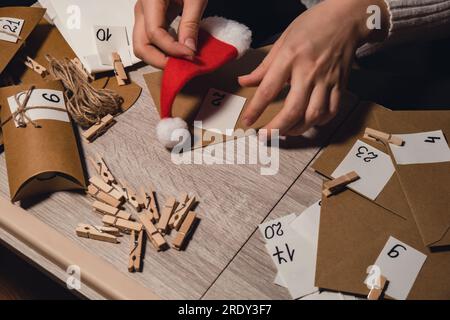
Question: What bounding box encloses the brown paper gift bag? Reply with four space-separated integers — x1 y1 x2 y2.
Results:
312 101 411 219
0 7 45 75
374 109 450 248
2 16 141 112
0 81 85 202
316 184 450 300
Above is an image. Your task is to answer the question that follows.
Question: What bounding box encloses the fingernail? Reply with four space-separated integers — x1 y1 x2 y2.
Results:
184 38 196 52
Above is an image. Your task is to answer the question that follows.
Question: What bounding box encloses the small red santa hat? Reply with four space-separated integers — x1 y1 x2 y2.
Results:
156 16 252 149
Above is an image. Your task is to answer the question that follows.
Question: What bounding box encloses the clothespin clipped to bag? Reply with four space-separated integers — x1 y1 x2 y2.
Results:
172 211 197 250
92 200 131 220
87 184 121 208
82 114 115 142
169 194 196 230
128 229 144 272
24 56 49 78
157 196 178 235
71 57 94 81
112 52 128 86
364 127 404 146
367 275 388 300
76 223 119 243
89 155 115 184
137 213 167 251
322 171 360 197
89 176 124 201
102 215 143 234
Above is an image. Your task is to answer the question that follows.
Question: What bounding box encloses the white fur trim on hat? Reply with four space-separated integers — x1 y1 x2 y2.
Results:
200 16 252 58
156 117 190 149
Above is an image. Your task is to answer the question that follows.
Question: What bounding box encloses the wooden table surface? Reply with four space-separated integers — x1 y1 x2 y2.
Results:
0 61 361 300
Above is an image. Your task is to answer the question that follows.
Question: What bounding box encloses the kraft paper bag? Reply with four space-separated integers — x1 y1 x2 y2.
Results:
312 101 411 219
3 17 141 112
0 81 85 202
374 109 450 248
0 7 45 75
315 185 450 300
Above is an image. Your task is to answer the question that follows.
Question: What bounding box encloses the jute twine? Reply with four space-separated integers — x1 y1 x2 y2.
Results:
45 55 123 128
0 85 68 128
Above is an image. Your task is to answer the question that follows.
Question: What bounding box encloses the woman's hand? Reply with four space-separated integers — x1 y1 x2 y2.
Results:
133 0 208 69
239 0 389 137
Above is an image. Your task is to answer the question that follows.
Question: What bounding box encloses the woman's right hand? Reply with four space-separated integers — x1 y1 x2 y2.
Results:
133 0 208 69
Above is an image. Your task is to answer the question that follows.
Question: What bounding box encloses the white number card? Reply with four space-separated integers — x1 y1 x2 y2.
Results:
390 130 450 165
195 88 246 135
93 25 132 66
7 89 69 126
0 17 24 43
332 140 395 200
370 236 427 300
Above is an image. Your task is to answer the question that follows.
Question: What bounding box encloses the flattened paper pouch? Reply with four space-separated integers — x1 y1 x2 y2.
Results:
0 81 85 202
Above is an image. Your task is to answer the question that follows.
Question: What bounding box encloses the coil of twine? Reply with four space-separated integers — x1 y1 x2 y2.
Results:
45 55 123 128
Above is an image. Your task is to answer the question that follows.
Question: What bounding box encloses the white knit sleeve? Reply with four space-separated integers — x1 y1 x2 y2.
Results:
299 0 450 57
358 0 450 56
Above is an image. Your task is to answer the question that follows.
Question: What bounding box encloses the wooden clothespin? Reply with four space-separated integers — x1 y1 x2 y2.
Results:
137 213 166 251
76 223 119 243
367 275 388 300
24 56 49 78
102 215 143 234
112 52 128 86
92 200 131 220
143 186 160 221
172 211 197 250
89 155 115 184
95 225 121 236
89 176 124 201
82 114 115 142
71 57 94 81
87 184 121 208
169 194 196 230
128 229 144 272
111 181 128 201
157 196 177 235
322 171 360 197
119 179 144 211
364 127 404 146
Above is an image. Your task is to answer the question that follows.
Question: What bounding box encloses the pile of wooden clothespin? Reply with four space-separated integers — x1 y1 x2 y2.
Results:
76 154 199 273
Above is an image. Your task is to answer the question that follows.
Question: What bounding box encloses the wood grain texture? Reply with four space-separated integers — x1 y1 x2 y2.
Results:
0 62 356 299
202 167 325 299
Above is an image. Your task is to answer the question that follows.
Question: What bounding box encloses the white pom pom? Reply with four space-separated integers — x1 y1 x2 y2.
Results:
200 16 252 58
156 117 190 149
